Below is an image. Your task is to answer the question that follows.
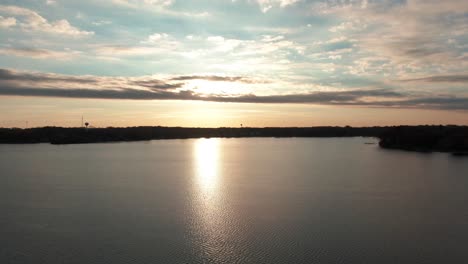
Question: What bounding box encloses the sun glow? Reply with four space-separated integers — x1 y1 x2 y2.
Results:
187 80 249 96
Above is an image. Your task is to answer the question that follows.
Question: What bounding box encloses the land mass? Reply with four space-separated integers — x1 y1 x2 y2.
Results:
0 126 467 154
378 125 468 155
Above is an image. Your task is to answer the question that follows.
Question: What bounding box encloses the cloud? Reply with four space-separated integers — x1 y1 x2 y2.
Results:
130 80 183 90
0 85 195 100
140 33 180 48
396 97 468 110
0 5 94 36
144 0 173 6
353 97 468 111
0 83 401 105
255 0 301 12
0 15 15 28
205 89 402 104
320 0 468 77
204 34 304 57
169 75 266 84
141 33 170 44
92 32 182 57
2 69 468 110
329 21 357 33
94 45 168 56
113 0 173 7
0 69 96 83
111 0 209 18
7 68 466 110
93 33 304 75
92 20 112 26
0 48 81 60
399 75 468 83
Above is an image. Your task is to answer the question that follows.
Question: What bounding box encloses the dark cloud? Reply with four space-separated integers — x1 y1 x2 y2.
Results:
205 89 403 104
338 97 468 110
0 69 264 90
396 97 468 110
1 82 466 109
131 80 183 90
1 68 467 110
0 78 403 105
403 47 444 57
399 75 468 83
0 68 97 84
0 85 198 100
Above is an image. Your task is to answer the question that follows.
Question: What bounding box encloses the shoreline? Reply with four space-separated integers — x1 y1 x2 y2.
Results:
1 125 467 154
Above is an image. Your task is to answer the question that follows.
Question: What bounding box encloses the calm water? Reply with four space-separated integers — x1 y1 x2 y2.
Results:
1 138 468 264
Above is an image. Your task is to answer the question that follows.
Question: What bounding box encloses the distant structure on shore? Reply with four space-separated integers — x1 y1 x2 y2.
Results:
81 115 90 129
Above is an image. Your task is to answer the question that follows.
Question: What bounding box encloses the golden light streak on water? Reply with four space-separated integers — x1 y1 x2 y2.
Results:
191 138 239 262
194 138 220 197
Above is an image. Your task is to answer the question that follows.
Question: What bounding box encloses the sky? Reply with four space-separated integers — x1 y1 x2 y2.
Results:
0 0 467 128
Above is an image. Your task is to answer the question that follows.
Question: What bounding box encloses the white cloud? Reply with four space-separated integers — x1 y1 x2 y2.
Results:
261 35 285 42
206 36 244 53
205 34 304 56
143 33 170 43
113 0 173 7
0 5 93 36
111 0 210 18
326 36 348 44
140 33 181 51
143 0 173 6
92 20 112 26
329 55 341 60
255 0 301 12
95 46 166 56
94 33 184 58
0 16 16 28
329 21 362 33
92 33 307 78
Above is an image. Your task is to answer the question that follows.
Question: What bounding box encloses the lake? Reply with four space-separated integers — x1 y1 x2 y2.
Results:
1 138 468 264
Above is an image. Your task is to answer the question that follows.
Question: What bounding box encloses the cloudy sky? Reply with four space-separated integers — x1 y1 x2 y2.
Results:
0 0 467 127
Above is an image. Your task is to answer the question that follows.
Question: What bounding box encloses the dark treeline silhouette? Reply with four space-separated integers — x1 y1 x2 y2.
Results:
0 126 467 154
378 125 468 154
0 126 385 144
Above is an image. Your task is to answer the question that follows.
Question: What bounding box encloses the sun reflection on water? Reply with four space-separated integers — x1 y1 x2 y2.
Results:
194 138 220 196
192 138 236 262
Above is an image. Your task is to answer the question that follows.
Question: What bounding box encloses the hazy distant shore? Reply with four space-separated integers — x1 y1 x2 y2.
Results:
1 125 467 154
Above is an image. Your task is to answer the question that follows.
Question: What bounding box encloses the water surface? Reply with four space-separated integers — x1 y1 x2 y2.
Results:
1 138 468 263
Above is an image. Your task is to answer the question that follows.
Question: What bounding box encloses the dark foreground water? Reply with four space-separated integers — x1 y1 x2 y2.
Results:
1 138 468 264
